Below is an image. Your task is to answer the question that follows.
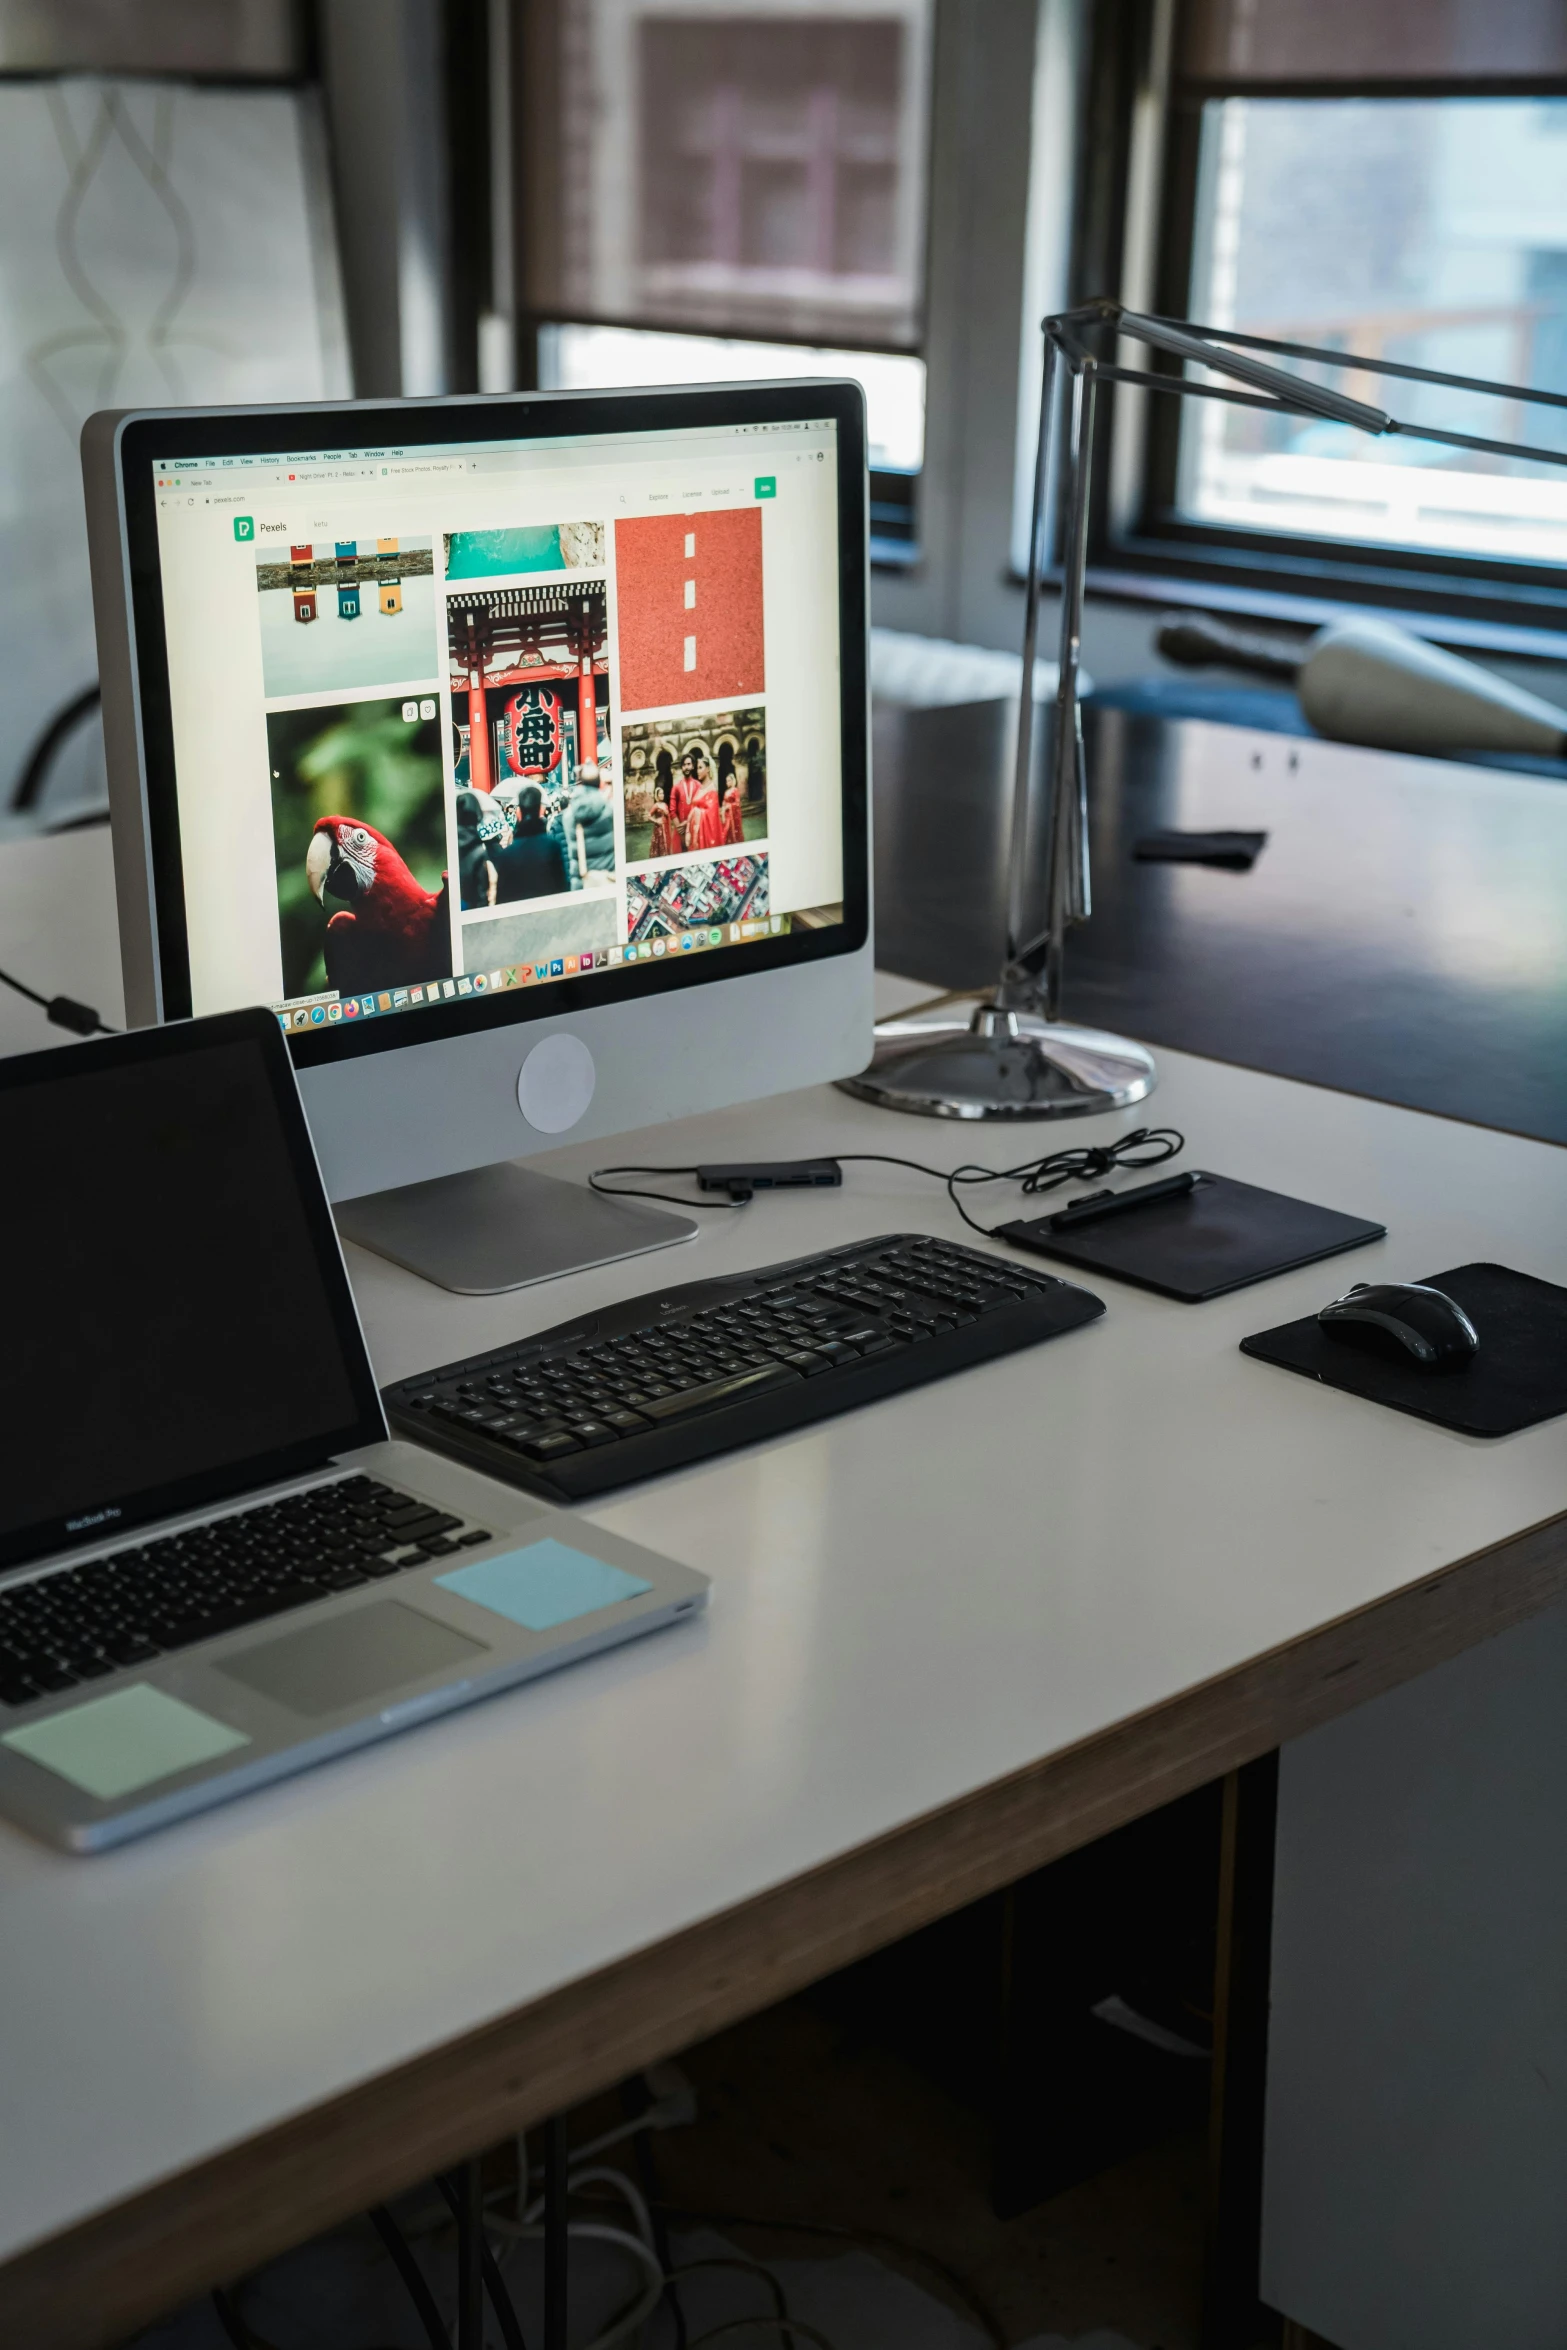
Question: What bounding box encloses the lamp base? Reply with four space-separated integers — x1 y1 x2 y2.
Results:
837 1005 1156 1121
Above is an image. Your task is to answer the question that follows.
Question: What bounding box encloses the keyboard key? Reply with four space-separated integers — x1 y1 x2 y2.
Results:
521 1430 582 1461
103 1636 162 1665
638 1362 800 1422
496 1417 558 1448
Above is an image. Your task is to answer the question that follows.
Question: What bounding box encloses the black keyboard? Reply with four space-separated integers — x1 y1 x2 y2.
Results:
0 1475 494 1712
385 1232 1104 1501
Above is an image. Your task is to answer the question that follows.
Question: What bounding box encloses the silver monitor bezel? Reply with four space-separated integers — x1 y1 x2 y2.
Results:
84 379 872 1060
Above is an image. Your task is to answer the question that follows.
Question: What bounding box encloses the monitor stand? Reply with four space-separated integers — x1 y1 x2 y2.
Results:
334 1163 698 1296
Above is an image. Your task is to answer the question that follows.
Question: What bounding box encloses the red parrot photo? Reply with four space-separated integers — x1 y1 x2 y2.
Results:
305 816 452 994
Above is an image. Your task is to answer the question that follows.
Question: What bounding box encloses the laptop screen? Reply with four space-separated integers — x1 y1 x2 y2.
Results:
0 1010 385 1571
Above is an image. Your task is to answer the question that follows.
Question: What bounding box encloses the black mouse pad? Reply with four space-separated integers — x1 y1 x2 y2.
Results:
999 1171 1384 1301
1240 1262 1567 1437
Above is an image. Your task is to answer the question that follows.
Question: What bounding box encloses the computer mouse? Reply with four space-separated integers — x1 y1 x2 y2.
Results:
1316 1280 1479 1371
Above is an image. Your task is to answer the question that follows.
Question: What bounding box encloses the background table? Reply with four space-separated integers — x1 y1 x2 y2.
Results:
873 702 1567 1144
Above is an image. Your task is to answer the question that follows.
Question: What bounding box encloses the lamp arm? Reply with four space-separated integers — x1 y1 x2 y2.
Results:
1156 316 1567 417
993 299 1567 1022
1115 309 1392 431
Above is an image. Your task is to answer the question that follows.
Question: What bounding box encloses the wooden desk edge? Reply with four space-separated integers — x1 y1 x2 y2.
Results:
12 1504 1567 2350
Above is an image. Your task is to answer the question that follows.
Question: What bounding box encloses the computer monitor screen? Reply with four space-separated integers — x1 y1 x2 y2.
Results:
106 387 866 1058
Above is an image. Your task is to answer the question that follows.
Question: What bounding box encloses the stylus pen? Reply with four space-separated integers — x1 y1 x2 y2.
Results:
1048 1170 1200 1229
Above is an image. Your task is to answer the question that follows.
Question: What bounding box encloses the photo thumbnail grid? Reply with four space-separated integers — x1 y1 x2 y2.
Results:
260 489 821 1031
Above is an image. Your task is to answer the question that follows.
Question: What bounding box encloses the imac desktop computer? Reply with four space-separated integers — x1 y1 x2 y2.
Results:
83 382 873 1293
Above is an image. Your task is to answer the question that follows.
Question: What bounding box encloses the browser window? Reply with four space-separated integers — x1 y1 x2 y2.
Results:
150 419 846 1033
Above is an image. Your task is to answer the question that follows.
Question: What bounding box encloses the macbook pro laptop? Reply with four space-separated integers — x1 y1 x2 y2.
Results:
0 1007 707 1852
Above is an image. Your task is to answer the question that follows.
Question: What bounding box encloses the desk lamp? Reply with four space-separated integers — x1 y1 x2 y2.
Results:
846 298 1567 1120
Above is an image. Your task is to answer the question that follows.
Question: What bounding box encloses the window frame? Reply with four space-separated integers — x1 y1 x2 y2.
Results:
505 0 934 566
1087 17 1567 639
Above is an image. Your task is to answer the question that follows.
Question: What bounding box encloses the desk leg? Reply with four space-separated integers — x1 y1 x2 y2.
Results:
454 2158 484 2350
544 2115 569 2350
1201 1753 1279 2350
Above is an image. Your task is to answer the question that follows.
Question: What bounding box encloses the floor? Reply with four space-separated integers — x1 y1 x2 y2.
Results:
131 1985 1214 2350
636 1989 1210 2350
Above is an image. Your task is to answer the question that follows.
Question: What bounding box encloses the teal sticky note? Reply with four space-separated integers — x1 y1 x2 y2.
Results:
436 1540 652 1633
3 1684 249 1801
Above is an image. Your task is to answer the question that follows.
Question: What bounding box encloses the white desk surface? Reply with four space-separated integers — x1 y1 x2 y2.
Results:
4 989 1567 2302
1 830 1565 2318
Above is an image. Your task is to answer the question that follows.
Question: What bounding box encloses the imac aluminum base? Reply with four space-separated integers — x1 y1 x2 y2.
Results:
839 1005 1156 1121
335 1162 697 1296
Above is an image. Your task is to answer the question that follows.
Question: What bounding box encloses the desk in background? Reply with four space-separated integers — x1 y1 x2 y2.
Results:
874 703 1567 1145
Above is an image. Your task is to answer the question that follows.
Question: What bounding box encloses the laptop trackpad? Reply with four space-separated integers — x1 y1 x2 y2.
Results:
217 1602 489 1718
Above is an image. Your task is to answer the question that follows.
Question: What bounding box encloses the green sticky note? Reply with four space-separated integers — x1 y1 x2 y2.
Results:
436 1539 651 1633
3 1684 249 1801
754 475 776 498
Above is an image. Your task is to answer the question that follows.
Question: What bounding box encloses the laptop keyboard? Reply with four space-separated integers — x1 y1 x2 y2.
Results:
0 1475 493 1711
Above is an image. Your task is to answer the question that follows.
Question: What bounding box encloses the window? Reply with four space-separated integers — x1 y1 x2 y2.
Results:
1179 96 1567 564
517 1 933 560
1095 0 1567 632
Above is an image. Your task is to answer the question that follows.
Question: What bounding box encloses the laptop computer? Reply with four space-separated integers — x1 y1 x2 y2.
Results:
0 1006 708 1852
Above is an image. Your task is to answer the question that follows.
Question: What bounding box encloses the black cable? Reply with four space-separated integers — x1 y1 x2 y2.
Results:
11 682 100 812
543 2119 569 2350
621 2078 688 2350
368 2205 454 2350
683 2321 835 2350
834 1127 1185 1236
589 1165 750 1213
0 963 117 1036
590 1129 1185 1240
650 2205 1006 2350
666 2255 797 2349
434 2171 529 2350
210 2290 274 2350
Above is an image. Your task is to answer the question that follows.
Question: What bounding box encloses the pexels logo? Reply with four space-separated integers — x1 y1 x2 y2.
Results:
257 520 288 535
